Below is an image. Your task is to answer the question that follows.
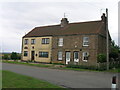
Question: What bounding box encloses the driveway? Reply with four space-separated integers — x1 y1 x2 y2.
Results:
2 63 118 88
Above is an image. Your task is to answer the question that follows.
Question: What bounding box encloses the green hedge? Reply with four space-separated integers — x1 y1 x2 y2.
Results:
66 64 107 71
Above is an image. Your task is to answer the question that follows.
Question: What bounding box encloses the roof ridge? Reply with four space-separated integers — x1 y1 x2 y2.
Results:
69 20 102 25
23 19 104 38
35 24 60 28
34 20 102 28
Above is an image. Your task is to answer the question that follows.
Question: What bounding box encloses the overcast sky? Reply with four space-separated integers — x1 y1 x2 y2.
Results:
0 0 119 53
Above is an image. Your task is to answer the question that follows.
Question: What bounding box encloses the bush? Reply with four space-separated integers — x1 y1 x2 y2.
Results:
66 64 107 71
109 52 118 61
2 54 10 60
97 54 106 63
11 52 18 60
66 64 99 70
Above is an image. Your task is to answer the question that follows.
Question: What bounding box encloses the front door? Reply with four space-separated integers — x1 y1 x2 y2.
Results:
31 51 35 61
65 52 71 64
74 51 79 63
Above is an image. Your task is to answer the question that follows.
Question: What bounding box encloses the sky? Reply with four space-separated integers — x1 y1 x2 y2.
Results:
0 0 119 53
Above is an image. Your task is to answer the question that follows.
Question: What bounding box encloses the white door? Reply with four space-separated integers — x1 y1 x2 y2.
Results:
66 52 70 64
74 51 79 63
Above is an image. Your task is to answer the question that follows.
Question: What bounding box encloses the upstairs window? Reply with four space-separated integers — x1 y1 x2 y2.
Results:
58 51 62 60
24 39 28 45
31 39 35 44
42 38 49 44
24 51 28 56
83 37 89 46
39 52 49 58
58 38 63 46
82 52 89 62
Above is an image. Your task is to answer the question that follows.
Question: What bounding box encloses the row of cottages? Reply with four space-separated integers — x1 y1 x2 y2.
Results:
21 13 111 66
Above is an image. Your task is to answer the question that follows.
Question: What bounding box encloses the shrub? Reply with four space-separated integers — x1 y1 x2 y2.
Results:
97 54 106 63
66 64 99 70
2 54 10 60
66 64 107 71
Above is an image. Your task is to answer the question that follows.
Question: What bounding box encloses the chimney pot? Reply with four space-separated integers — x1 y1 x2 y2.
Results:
61 18 69 27
101 13 106 22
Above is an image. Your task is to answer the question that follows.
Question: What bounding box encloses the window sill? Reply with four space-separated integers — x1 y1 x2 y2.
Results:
82 60 88 62
39 57 49 58
42 43 49 44
82 45 89 47
58 45 63 47
57 59 63 61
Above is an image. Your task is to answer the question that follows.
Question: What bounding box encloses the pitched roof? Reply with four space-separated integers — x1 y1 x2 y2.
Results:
23 20 106 38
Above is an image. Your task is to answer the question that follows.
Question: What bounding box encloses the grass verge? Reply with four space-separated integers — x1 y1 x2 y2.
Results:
2 60 120 73
2 60 52 68
2 70 62 88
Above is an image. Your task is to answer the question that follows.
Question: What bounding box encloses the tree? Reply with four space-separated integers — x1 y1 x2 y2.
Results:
11 52 18 60
109 40 120 61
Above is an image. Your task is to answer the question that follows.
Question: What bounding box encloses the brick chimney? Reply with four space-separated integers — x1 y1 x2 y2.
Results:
101 13 107 23
60 18 69 27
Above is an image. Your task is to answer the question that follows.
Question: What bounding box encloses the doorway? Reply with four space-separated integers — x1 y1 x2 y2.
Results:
65 52 71 64
31 51 35 61
74 51 79 63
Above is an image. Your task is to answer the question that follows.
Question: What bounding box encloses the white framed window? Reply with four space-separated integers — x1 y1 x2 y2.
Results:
58 38 63 46
58 51 62 60
83 37 89 46
82 52 89 62
31 39 35 44
42 38 49 44
24 39 28 45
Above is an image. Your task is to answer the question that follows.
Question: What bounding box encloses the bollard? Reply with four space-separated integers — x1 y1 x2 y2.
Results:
111 75 117 90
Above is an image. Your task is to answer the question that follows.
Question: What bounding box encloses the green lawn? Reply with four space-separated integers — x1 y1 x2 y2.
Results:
2 70 62 88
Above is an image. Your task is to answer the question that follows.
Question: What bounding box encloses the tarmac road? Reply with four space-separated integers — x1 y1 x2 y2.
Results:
2 63 118 88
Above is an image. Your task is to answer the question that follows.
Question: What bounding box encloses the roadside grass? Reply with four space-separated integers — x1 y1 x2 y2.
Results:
57 67 120 73
2 70 63 88
2 60 120 73
105 68 120 73
2 60 52 68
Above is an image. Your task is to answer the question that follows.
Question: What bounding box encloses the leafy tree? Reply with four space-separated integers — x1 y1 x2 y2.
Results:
97 54 106 63
109 40 120 61
11 52 18 60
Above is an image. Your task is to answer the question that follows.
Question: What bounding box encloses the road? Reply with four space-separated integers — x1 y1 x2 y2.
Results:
2 63 117 88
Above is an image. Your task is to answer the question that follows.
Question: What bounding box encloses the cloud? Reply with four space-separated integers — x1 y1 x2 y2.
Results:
0 1 119 52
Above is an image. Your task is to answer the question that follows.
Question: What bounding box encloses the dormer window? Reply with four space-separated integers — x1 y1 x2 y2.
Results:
83 37 89 46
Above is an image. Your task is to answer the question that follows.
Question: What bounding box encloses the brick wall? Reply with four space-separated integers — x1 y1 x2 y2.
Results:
52 34 99 65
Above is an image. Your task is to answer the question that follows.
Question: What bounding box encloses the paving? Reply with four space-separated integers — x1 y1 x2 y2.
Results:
2 63 118 88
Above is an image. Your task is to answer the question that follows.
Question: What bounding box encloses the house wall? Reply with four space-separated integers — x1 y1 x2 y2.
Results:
98 34 111 58
22 36 52 63
52 35 98 65
98 35 106 54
